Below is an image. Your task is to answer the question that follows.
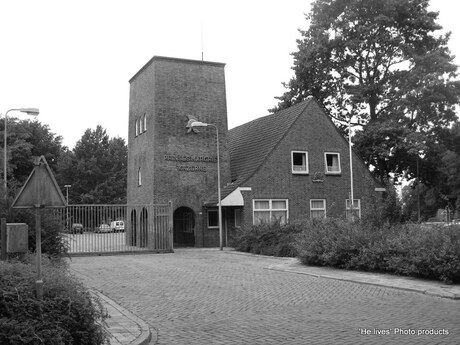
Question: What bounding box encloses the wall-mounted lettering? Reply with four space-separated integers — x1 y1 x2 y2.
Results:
164 154 217 163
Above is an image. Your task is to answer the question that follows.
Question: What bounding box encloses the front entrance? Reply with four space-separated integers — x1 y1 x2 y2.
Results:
173 207 195 247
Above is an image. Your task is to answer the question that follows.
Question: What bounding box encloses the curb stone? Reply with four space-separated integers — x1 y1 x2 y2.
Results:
224 250 460 300
92 290 152 345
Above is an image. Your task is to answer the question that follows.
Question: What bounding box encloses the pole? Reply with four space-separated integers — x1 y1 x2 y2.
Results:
417 156 421 222
1 218 6 261
35 207 43 300
349 120 354 220
3 111 9 211
214 125 223 251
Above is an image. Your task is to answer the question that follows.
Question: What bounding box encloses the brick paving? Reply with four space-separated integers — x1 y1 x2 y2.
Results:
69 249 460 345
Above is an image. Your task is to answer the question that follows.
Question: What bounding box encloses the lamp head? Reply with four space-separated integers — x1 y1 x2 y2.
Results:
20 108 39 116
190 121 209 128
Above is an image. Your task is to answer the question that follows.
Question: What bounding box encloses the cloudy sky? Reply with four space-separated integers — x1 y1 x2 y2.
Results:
1 0 459 148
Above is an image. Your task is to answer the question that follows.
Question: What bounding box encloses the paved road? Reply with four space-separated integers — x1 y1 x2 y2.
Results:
69 249 460 345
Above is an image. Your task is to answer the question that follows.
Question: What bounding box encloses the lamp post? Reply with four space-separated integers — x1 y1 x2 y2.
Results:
348 119 354 220
190 121 223 250
2 108 39 209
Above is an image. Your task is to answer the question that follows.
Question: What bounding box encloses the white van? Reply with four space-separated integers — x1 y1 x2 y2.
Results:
110 220 125 232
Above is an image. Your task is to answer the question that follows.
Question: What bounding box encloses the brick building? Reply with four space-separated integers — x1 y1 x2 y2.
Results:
128 56 384 248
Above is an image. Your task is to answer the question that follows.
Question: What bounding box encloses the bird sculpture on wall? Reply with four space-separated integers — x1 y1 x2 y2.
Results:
185 114 200 134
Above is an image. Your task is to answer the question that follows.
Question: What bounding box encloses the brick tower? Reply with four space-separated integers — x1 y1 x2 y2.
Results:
127 56 230 247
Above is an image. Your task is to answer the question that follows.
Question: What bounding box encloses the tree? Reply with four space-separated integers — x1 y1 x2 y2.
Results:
0 118 64 219
58 125 127 204
273 0 460 185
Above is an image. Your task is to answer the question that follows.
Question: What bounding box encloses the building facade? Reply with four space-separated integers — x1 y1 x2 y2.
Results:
128 56 384 248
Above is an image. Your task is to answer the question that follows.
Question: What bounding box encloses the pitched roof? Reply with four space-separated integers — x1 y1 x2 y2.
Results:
228 98 314 185
203 98 314 206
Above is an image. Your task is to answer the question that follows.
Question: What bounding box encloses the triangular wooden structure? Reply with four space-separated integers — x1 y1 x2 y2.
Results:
12 156 67 208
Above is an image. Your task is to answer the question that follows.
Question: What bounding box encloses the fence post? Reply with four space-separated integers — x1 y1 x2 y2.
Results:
1 218 6 261
168 200 173 252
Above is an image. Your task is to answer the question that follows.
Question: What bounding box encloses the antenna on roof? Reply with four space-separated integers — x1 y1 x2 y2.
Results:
201 21 204 61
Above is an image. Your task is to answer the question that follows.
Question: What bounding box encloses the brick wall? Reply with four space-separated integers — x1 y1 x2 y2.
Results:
128 56 230 247
239 101 380 228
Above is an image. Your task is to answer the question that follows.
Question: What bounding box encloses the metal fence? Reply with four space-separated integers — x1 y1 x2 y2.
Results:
56 203 173 255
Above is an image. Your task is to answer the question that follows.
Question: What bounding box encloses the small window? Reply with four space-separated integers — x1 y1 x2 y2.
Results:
292 151 309 174
253 199 288 225
310 199 326 218
143 114 147 132
208 209 218 228
325 152 341 174
234 209 241 228
139 116 144 133
135 119 139 136
138 168 142 186
346 199 361 219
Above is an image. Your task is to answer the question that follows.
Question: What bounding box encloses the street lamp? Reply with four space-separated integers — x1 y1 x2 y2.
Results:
2 108 40 210
190 121 223 250
348 120 354 220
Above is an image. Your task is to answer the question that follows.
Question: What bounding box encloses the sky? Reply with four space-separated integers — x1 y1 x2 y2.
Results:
1 0 460 149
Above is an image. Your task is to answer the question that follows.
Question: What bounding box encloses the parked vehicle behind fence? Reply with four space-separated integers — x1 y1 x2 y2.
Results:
110 220 125 232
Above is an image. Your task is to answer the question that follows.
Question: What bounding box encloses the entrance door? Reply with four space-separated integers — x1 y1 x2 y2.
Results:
173 207 195 247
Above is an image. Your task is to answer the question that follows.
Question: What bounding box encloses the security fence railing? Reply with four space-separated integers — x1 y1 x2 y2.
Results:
55 203 173 255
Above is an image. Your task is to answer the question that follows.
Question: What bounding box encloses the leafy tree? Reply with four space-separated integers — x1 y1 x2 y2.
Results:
273 0 460 186
58 125 127 204
0 118 64 219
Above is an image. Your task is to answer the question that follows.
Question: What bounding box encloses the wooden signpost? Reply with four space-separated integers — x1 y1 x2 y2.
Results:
11 156 66 299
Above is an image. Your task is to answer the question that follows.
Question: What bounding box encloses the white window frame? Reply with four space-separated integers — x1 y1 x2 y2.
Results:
324 152 341 174
143 114 147 132
253 199 288 225
346 199 361 219
135 119 139 136
208 209 219 229
138 168 142 186
291 151 309 174
310 199 326 218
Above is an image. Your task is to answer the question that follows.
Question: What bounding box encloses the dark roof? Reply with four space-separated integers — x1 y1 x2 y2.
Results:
228 98 314 185
203 98 314 206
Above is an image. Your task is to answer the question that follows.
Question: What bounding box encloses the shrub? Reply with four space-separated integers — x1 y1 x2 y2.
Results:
296 219 460 283
230 221 302 257
12 209 69 257
0 255 109 345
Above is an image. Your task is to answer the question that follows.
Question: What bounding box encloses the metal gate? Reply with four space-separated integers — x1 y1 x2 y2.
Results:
56 203 173 255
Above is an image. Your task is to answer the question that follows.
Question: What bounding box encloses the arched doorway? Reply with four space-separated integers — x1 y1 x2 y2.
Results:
173 207 195 247
140 208 148 248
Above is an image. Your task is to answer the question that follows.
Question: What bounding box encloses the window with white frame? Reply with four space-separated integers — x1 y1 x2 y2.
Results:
234 209 241 228
208 209 218 228
346 199 361 219
138 168 142 186
135 119 139 136
253 199 288 225
140 116 144 133
310 199 326 218
143 114 147 132
291 151 309 174
324 152 341 174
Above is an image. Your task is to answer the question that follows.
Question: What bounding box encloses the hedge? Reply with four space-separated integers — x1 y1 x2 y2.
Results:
0 255 109 345
231 219 460 283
